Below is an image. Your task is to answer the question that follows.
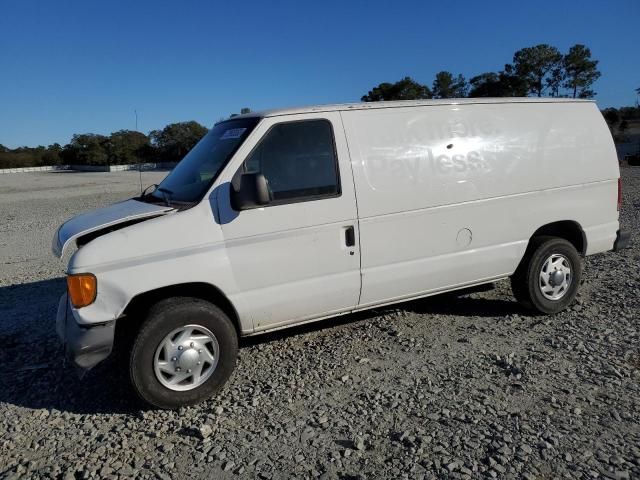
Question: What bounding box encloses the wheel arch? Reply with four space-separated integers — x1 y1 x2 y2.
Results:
528 220 586 255
116 282 243 349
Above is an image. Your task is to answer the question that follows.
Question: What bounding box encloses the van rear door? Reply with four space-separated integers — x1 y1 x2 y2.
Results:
215 113 361 331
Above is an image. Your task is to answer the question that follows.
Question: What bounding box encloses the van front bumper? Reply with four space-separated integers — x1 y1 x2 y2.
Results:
613 229 631 251
56 293 115 370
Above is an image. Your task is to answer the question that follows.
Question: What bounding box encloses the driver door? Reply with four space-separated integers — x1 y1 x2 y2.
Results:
215 112 361 332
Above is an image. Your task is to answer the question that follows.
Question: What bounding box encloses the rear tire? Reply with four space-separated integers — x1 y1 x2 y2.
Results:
510 236 582 314
129 297 238 409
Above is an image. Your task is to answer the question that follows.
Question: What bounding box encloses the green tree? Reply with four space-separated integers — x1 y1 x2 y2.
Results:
602 108 620 127
619 119 629 135
468 68 528 97
107 130 150 165
513 44 563 97
361 77 432 101
149 121 208 162
546 66 565 97
431 71 468 98
563 44 600 98
42 143 63 165
61 134 109 165
619 106 640 119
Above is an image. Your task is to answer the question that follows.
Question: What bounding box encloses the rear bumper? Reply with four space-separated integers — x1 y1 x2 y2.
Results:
56 293 115 370
613 229 631 252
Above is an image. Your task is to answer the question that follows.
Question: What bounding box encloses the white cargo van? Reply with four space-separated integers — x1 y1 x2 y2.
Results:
53 98 629 408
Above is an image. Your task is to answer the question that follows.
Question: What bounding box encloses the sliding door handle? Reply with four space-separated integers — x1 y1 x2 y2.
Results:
345 226 355 247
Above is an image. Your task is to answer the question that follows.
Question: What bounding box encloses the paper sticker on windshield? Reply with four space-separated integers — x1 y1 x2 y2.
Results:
220 128 246 140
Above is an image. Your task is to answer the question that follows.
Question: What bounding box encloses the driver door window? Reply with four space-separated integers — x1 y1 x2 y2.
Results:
240 120 340 203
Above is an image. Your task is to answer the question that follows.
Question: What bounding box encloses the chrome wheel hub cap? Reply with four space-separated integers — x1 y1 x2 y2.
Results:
154 324 219 391
539 254 572 301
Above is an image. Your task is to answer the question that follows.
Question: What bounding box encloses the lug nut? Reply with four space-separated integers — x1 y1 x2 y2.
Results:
198 349 202 354
190 342 195 348
197 361 201 365
171 356 177 362
178 346 183 351
187 369 191 374
176 367 181 372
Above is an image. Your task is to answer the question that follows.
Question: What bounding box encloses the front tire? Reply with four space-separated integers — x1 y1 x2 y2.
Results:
511 236 582 314
130 297 238 409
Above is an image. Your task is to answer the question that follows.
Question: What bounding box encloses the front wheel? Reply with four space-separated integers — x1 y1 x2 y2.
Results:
130 297 238 409
511 236 582 314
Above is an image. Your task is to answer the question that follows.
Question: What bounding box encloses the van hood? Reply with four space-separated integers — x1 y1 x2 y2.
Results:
52 199 174 258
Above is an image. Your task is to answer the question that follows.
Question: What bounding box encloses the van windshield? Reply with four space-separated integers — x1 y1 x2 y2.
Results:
147 117 260 205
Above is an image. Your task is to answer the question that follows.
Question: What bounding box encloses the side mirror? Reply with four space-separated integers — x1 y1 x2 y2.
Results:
230 172 271 210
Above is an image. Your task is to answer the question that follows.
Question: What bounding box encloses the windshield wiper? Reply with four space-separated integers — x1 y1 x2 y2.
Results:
157 187 174 207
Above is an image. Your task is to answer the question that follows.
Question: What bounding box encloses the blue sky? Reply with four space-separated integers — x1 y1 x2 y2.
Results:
1 0 638 148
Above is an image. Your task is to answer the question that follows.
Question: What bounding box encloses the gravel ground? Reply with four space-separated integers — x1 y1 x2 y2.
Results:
0 168 638 480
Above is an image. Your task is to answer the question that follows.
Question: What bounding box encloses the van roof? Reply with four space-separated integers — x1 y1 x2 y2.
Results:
234 97 594 120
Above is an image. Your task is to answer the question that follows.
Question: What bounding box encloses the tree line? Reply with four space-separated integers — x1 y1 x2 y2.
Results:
362 43 601 101
0 121 208 169
0 106 254 169
602 105 640 143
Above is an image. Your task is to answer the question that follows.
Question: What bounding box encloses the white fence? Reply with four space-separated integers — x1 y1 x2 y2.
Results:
0 162 177 174
0 165 70 174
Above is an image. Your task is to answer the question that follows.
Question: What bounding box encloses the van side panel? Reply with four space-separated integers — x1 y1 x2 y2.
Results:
342 102 619 307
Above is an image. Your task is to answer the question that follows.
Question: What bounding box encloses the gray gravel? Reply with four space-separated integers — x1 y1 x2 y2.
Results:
1 168 639 479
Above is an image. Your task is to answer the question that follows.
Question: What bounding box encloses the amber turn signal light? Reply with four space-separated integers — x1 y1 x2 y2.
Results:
67 274 97 308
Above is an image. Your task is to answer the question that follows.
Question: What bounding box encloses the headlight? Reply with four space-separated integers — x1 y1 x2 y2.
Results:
67 273 97 308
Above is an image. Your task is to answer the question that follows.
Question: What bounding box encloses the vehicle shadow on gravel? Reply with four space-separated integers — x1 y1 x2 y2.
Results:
406 290 524 318
0 280 526 415
0 278 141 415
241 283 528 347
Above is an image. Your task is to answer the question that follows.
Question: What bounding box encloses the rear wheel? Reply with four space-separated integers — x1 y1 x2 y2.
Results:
511 236 582 314
129 297 238 409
